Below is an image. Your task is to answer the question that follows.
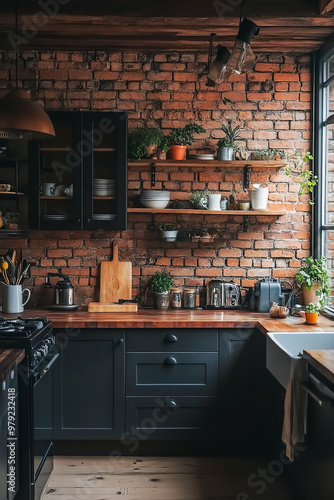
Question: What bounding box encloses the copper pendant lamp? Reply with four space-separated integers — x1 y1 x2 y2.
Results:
0 0 55 140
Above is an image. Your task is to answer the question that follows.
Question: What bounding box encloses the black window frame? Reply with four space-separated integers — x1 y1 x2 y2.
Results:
313 40 334 316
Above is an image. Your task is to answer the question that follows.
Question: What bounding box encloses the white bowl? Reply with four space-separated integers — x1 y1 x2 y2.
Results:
140 199 170 208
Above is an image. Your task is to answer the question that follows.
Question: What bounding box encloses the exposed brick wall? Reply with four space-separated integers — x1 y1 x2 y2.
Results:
0 50 312 307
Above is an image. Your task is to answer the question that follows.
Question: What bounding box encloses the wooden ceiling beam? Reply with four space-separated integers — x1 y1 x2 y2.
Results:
319 0 334 15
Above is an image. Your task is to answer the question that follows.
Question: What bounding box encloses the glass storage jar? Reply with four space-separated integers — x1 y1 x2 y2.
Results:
170 287 182 309
183 288 196 309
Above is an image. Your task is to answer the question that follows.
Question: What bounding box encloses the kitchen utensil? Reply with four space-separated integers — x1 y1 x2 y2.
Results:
0 283 31 313
253 278 283 312
46 272 78 310
40 183 57 196
99 241 132 304
206 280 241 309
207 194 221 211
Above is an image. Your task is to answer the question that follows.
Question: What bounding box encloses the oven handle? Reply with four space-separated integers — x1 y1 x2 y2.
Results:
300 382 331 407
33 353 59 382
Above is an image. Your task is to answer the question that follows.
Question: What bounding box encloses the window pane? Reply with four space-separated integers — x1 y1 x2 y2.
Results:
324 231 334 306
327 123 334 223
326 55 334 80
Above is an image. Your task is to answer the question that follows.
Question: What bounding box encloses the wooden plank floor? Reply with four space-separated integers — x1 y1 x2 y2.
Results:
42 456 295 500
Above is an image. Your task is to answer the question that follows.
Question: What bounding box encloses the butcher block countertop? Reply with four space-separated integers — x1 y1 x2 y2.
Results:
4 308 334 332
303 349 334 385
0 349 25 384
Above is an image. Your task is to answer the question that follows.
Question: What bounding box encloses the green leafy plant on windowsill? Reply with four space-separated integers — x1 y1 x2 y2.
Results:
305 302 321 313
295 256 331 309
285 151 317 204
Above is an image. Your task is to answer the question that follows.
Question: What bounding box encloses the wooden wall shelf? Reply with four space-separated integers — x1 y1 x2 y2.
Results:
127 207 286 232
127 208 286 216
128 160 286 169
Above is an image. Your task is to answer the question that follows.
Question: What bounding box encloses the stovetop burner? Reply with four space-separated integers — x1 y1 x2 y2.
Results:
0 317 50 338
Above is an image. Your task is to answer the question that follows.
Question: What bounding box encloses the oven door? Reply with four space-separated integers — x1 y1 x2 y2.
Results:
32 353 59 500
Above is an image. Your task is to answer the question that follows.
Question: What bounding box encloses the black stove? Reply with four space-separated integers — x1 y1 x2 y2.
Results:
0 316 57 500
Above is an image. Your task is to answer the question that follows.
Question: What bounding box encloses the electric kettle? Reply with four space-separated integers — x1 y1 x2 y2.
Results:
45 272 78 311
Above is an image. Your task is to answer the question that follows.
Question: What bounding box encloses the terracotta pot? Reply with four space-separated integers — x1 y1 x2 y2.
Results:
305 312 318 325
168 145 187 161
302 283 322 306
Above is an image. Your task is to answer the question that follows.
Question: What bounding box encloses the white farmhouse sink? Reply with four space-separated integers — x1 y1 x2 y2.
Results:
266 332 334 389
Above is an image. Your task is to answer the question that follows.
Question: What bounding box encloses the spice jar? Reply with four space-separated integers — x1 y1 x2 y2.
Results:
170 287 182 309
183 288 196 309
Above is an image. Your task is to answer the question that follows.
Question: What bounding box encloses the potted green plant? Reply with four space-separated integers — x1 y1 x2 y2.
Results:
158 136 170 160
159 224 178 242
151 271 174 310
190 189 212 209
295 256 331 309
285 151 317 204
217 123 242 161
305 302 321 325
167 123 206 161
128 127 164 160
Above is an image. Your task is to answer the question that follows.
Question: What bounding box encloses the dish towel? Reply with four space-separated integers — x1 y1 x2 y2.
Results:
281 357 308 461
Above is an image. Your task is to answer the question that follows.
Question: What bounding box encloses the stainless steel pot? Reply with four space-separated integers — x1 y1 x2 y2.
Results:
55 280 75 306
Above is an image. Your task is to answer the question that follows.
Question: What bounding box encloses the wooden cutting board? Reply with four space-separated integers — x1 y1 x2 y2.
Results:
99 241 132 303
88 302 138 313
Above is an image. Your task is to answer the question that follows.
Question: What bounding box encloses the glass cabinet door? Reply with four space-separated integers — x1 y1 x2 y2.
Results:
82 112 127 230
29 112 82 230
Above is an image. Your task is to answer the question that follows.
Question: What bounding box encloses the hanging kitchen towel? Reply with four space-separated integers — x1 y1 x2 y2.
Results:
281 357 308 462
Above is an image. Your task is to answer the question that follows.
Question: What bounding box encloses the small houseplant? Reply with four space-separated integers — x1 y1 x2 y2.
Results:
128 127 164 160
190 189 212 209
285 151 317 204
295 256 331 309
167 123 206 160
305 303 320 325
159 224 178 242
217 123 242 161
151 271 174 310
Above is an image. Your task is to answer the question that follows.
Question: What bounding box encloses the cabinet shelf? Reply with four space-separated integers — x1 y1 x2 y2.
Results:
128 160 286 169
0 192 25 197
93 196 116 200
93 148 116 152
40 196 72 200
40 147 71 152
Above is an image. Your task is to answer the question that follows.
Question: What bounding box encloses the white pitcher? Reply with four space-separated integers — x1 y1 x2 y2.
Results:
1 283 31 314
208 194 221 211
249 183 269 210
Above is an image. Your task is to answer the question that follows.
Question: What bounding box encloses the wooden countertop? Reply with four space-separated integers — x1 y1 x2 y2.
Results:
4 308 334 332
0 349 25 384
303 349 334 385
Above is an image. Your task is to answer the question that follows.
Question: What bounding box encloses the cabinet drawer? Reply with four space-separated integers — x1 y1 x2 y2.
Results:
126 329 218 353
126 352 218 396
125 396 217 440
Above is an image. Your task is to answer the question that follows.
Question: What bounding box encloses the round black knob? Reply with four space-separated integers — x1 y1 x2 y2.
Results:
164 356 177 365
118 338 124 345
164 334 178 343
165 399 177 409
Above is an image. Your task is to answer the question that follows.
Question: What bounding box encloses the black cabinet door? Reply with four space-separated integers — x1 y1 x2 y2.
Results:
82 112 127 230
29 112 83 230
126 352 218 396
54 330 125 440
29 111 127 231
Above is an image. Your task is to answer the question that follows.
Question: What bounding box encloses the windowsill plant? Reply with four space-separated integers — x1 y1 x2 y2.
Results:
295 256 331 310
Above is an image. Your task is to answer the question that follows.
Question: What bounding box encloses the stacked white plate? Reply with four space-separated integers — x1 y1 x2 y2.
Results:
140 190 170 209
188 154 215 160
93 178 116 197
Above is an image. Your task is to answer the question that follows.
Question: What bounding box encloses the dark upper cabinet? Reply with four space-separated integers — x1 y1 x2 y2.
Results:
53 329 125 440
29 111 127 231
